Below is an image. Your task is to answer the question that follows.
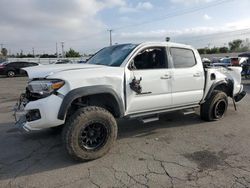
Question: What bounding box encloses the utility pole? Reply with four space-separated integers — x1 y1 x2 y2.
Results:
56 42 58 58
32 47 35 57
108 29 113 46
61 42 64 58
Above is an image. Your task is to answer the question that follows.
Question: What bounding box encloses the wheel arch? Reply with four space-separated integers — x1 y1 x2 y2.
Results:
57 85 125 120
205 79 234 101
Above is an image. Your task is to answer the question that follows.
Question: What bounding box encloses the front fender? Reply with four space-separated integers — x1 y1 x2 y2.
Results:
57 85 124 120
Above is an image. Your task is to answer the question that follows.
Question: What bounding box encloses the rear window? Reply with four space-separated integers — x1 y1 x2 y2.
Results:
170 48 196 68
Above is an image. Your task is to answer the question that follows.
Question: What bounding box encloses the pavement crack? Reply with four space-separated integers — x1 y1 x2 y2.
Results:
159 161 174 188
232 174 250 188
224 160 250 174
110 165 149 188
88 168 101 188
7 139 45 166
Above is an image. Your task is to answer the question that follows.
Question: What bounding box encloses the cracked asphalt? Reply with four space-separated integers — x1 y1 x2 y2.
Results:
0 77 250 188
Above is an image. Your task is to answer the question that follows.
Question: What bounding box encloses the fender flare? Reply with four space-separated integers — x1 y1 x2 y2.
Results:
205 79 234 101
57 85 124 120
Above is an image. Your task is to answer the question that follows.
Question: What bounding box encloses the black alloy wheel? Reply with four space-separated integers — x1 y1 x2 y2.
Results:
213 99 227 119
79 122 108 150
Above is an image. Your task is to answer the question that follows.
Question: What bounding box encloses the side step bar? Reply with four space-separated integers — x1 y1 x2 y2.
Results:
127 104 199 119
140 116 159 123
182 108 196 115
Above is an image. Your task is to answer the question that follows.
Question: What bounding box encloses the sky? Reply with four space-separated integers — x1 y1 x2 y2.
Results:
0 0 250 54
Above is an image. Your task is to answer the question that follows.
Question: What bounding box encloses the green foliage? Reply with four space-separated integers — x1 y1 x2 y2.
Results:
198 39 249 55
198 48 206 54
1 48 8 56
66 48 81 58
208 47 219 54
228 39 243 52
218 47 229 53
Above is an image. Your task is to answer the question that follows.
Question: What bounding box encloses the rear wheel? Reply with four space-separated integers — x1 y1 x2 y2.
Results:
7 70 15 77
62 106 117 161
200 90 228 121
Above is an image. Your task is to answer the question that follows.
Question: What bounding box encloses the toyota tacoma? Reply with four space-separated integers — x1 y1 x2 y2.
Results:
14 42 246 161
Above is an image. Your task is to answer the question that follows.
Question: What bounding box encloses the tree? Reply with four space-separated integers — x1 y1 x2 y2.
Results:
66 48 80 57
1 48 8 57
198 48 206 54
219 47 229 53
210 47 219 54
229 39 243 52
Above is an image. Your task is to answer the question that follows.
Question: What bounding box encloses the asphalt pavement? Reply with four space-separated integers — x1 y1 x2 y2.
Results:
0 76 250 188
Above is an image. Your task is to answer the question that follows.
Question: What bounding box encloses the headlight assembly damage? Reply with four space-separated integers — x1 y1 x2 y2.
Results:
27 79 65 99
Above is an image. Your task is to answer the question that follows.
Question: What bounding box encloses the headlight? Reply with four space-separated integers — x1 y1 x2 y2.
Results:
27 79 65 97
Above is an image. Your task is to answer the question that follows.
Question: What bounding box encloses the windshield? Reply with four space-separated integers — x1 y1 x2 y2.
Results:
87 44 138 67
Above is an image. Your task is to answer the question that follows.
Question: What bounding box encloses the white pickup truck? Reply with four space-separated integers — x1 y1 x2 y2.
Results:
14 42 246 161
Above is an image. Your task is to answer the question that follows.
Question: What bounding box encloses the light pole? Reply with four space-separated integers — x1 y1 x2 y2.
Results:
61 42 65 58
108 29 113 46
32 47 35 57
56 42 59 58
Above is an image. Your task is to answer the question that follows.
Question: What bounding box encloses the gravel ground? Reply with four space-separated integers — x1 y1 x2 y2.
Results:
0 76 250 188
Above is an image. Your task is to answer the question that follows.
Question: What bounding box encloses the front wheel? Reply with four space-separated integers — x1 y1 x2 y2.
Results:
200 90 228 121
62 106 117 161
7 70 15 77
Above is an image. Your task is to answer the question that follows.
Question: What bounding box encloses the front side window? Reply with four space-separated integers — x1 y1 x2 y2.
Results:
87 44 138 67
170 48 196 68
131 47 167 70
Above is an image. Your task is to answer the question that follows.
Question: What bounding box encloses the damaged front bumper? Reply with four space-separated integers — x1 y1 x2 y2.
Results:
13 93 65 132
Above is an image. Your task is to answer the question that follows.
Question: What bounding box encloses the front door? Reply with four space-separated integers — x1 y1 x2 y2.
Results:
125 47 172 114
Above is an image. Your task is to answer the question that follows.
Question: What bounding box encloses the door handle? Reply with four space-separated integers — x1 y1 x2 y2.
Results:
193 73 201 77
160 75 172 79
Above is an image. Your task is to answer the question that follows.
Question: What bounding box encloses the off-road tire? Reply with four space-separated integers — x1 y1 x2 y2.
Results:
62 106 117 161
7 70 15 77
200 90 228 121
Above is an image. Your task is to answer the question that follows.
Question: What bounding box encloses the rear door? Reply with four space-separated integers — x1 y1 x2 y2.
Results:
125 46 173 114
170 47 204 106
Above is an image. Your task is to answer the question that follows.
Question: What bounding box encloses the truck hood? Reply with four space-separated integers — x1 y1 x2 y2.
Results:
23 64 105 79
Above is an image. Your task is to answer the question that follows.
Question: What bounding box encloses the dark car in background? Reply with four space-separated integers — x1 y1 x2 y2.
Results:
0 61 39 77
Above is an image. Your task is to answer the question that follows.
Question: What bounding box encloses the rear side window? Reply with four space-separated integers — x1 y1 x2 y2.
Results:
27 62 38 66
170 48 196 68
7 62 16 67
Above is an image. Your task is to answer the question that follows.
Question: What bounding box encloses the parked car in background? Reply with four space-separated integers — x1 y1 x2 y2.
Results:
239 52 250 78
54 59 73 64
0 61 39 77
77 60 86 64
213 57 231 67
213 57 239 67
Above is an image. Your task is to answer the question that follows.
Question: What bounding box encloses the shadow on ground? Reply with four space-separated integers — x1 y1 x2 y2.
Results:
0 81 249 181
0 111 203 181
